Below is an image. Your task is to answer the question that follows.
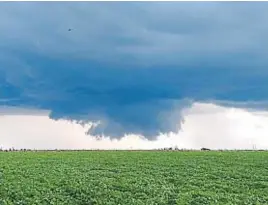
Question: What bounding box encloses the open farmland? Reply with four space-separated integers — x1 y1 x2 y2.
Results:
0 151 268 205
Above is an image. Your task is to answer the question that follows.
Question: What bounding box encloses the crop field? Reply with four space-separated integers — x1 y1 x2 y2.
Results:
0 151 268 205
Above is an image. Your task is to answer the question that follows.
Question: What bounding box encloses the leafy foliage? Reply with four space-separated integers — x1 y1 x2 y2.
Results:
0 151 268 204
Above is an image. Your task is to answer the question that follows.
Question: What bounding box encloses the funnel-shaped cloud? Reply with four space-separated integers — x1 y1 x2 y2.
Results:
0 2 268 139
1 102 268 150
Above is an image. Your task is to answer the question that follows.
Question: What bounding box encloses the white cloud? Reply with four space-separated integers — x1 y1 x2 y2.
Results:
1 102 268 150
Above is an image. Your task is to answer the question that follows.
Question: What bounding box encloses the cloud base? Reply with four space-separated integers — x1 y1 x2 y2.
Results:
1 102 268 150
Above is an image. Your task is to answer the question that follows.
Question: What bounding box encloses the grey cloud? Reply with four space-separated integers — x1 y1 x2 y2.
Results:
1 2 268 65
1 2 268 139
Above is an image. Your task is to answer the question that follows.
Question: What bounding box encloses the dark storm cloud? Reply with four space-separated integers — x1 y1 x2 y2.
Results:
0 2 268 138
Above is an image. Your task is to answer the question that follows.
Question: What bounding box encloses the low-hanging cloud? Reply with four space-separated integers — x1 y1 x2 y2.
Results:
0 2 268 139
1 102 268 150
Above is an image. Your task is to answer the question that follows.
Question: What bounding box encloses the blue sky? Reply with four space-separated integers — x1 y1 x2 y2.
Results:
1 2 268 139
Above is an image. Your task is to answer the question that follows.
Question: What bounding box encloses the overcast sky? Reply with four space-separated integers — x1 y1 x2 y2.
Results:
0 2 268 146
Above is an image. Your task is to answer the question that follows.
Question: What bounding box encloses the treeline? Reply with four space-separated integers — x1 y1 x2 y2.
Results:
0 147 267 152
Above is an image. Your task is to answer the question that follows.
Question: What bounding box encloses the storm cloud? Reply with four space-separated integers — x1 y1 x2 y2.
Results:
0 2 268 139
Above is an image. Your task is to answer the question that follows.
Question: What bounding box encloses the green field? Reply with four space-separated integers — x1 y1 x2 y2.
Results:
0 151 268 205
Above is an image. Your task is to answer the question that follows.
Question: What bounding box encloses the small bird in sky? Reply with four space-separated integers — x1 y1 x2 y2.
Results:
68 28 72 32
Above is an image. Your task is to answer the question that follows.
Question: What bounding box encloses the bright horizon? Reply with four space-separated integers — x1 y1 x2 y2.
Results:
1 102 268 150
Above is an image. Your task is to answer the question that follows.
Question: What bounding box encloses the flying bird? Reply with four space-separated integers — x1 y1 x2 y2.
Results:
68 28 72 32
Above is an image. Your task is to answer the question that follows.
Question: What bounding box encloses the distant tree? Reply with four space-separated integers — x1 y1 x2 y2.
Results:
201 147 210 151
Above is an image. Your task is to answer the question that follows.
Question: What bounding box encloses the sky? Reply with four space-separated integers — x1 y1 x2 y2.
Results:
0 2 268 149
